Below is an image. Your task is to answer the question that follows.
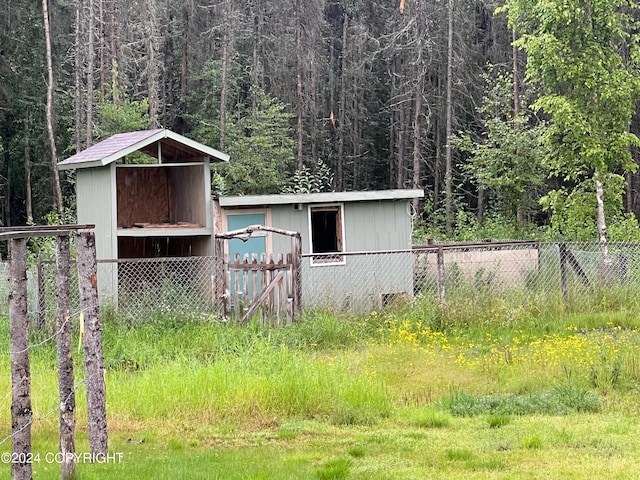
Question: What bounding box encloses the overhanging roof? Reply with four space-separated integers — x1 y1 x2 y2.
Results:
58 129 229 170
218 189 424 207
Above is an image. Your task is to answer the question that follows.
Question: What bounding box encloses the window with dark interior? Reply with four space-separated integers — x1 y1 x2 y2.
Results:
309 205 344 264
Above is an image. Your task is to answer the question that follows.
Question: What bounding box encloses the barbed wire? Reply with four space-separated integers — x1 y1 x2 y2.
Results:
0 372 98 448
0 303 100 356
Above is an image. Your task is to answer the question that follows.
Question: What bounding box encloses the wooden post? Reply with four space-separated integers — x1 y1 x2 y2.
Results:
9 238 32 480
559 243 569 304
56 235 76 479
76 231 108 456
291 234 302 320
436 247 446 303
37 261 46 330
214 238 227 319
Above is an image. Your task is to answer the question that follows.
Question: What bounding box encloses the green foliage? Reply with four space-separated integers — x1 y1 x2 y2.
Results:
27 207 76 265
94 94 150 140
487 414 511 428
441 384 601 417
282 159 335 194
501 0 640 238
217 88 296 194
540 174 640 241
315 458 352 480
410 408 452 429
189 62 297 195
454 68 547 224
414 207 543 243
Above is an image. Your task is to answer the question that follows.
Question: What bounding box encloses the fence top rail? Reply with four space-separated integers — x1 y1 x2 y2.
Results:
413 240 540 252
216 224 301 239
0 224 95 241
97 255 211 264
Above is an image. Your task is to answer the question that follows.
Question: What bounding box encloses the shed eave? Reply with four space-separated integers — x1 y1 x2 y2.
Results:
57 159 106 171
57 128 229 171
164 130 229 162
218 189 425 207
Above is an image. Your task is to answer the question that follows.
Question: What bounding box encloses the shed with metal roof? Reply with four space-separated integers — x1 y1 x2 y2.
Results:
58 129 228 302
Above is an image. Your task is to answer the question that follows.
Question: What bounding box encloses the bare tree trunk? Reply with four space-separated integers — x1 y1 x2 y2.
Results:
444 0 454 234
180 4 189 106
145 0 160 127
219 0 230 150
109 0 119 104
76 231 108 455
43 0 64 215
412 2 426 213
434 115 441 211
56 235 76 479
98 0 107 95
75 0 84 152
295 0 304 169
310 58 318 165
513 29 524 225
24 114 33 224
86 0 95 146
336 12 348 191
512 29 520 117
9 238 32 480
396 102 407 189
594 170 612 268
626 170 633 213
412 81 423 212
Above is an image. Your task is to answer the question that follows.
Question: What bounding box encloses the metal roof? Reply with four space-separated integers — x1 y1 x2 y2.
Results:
57 129 229 170
218 189 424 207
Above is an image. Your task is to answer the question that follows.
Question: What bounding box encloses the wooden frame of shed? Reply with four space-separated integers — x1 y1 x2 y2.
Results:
58 129 228 302
217 189 424 310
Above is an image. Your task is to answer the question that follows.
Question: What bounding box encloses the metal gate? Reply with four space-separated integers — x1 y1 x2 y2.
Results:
215 224 301 324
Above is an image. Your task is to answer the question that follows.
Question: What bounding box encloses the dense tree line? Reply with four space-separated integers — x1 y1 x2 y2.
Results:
1 0 639 241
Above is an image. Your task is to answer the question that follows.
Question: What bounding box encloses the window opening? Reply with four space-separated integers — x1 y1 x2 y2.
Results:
310 206 344 264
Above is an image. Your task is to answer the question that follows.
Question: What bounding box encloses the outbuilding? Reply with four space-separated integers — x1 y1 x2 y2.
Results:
58 128 229 302
216 189 423 310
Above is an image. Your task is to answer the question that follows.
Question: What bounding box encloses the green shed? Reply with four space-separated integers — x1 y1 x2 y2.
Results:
58 129 228 302
217 189 424 310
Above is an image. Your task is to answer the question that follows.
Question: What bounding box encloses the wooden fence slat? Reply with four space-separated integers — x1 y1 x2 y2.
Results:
9 238 32 480
76 231 108 456
56 235 76 479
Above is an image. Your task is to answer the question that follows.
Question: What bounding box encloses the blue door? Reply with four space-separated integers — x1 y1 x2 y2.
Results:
227 213 267 299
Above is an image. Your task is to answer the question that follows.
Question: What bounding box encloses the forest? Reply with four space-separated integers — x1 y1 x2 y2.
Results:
1 0 640 241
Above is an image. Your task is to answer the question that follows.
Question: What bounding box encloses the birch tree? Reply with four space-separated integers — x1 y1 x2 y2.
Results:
501 0 640 261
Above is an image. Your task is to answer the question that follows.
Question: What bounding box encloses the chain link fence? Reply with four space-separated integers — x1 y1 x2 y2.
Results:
12 241 640 324
301 241 640 311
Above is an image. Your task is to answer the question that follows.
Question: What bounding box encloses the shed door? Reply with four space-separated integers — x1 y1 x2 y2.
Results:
226 213 267 259
226 213 267 299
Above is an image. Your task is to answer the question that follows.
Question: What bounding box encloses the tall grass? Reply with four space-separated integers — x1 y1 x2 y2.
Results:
3 283 640 436
107 341 391 426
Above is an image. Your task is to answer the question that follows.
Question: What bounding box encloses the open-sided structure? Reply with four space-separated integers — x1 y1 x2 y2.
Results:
58 129 228 302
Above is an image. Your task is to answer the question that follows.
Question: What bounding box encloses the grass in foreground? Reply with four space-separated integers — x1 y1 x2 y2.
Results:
2 293 640 478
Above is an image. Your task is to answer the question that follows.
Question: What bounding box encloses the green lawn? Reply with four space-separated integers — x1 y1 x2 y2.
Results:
2 298 640 479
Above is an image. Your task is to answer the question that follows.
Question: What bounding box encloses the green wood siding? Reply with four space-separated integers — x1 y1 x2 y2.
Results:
230 199 415 310
268 200 413 255
76 165 117 260
76 165 118 304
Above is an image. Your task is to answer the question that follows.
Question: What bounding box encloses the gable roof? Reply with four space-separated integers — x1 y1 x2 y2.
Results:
57 129 229 170
218 189 424 207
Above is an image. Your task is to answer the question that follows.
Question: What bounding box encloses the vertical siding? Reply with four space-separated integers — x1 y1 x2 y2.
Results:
76 165 118 303
345 200 413 251
77 166 116 260
268 199 413 254
244 199 416 310
270 205 308 255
